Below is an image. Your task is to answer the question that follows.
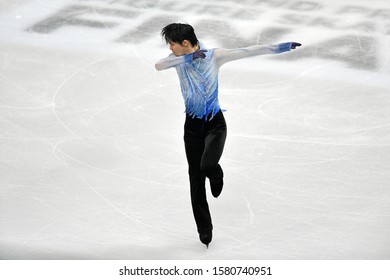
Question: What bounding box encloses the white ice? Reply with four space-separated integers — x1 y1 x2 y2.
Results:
0 0 390 259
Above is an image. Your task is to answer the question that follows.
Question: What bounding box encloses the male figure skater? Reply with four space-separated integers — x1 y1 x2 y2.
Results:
155 23 301 247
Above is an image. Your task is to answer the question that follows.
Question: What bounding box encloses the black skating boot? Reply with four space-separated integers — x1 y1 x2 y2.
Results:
210 177 223 198
199 230 212 248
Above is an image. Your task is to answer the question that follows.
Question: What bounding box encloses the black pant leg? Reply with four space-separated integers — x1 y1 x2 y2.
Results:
200 111 227 181
184 118 213 233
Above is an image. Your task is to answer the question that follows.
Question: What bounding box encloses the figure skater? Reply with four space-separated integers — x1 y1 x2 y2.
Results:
155 23 301 247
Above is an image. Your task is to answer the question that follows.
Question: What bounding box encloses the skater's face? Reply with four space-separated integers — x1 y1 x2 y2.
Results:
168 40 196 56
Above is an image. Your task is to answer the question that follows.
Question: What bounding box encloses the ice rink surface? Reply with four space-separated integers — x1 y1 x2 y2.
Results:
0 0 390 259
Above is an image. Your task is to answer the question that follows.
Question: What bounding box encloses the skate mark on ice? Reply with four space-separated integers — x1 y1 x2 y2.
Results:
80 178 192 240
231 133 388 147
53 140 183 189
243 195 255 225
6 221 58 258
270 151 355 167
51 57 110 143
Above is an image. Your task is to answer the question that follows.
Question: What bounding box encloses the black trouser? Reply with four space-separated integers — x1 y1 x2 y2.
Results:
184 110 227 234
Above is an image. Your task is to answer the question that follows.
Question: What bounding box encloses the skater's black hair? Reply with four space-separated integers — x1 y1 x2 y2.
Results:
161 23 198 47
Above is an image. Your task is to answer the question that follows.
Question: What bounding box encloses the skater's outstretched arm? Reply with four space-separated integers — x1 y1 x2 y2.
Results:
155 53 191 71
155 50 207 71
215 42 301 67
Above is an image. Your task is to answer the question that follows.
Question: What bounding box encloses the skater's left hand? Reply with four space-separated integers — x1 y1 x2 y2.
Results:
193 49 207 60
291 42 302 49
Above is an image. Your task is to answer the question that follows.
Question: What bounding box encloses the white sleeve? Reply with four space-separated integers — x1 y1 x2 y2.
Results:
155 53 192 71
215 43 292 67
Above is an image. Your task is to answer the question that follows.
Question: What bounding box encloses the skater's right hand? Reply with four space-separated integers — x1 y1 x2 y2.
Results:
192 49 207 60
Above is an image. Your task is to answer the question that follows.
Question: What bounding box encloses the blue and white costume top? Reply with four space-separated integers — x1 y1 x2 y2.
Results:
155 42 293 120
